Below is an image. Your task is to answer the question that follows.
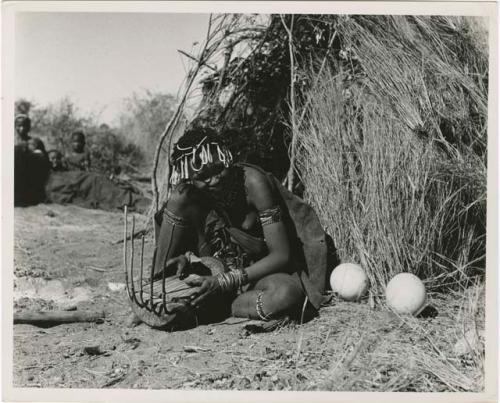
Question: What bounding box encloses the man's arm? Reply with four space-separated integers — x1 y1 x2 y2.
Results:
243 169 291 282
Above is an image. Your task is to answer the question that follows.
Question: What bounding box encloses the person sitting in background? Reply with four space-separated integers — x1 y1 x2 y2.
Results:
15 114 33 146
66 130 91 171
47 149 67 172
14 115 50 206
15 114 48 155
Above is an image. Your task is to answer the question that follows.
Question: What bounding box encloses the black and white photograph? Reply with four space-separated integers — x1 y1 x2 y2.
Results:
2 1 497 402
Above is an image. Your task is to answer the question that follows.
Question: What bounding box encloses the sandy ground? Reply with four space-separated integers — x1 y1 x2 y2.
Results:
12 204 484 391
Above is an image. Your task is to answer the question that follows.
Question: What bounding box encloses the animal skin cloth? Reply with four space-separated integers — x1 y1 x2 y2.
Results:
45 170 150 213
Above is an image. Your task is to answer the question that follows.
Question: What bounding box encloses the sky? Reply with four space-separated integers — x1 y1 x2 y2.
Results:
15 12 210 124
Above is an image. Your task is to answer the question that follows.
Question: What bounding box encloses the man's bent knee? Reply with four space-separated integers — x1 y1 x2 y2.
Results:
270 283 304 308
259 277 305 317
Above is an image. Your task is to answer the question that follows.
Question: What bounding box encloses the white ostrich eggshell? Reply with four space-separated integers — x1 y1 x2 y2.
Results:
330 263 369 301
386 273 426 315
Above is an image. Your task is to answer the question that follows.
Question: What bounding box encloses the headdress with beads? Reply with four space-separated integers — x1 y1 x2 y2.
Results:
169 133 233 186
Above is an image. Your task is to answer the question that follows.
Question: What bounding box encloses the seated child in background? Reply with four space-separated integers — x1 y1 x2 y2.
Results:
66 130 91 171
48 149 67 172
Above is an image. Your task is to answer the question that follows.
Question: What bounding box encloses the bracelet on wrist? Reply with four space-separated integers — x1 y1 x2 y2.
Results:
216 268 250 293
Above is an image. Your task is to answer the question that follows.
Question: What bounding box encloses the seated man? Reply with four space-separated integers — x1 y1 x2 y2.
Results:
127 127 333 329
65 130 91 171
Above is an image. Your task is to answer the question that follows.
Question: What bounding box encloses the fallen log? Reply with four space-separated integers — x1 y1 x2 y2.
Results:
14 310 105 327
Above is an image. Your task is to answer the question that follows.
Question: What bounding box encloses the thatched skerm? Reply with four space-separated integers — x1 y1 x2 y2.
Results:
166 15 488 291
294 16 487 292
189 14 337 178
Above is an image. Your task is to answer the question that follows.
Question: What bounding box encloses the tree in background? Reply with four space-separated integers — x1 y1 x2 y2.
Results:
117 90 177 168
87 123 144 177
15 97 145 177
29 97 93 152
15 98 33 116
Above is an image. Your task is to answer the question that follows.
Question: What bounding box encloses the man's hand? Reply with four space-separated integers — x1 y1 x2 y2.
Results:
184 275 221 307
165 255 189 277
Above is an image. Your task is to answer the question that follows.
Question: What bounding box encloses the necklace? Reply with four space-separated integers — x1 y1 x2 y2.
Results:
212 165 246 211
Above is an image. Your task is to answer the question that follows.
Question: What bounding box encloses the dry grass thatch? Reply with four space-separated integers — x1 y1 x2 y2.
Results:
294 16 488 292
148 13 488 300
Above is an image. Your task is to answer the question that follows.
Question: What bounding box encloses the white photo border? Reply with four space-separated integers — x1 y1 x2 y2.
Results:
1 2 497 402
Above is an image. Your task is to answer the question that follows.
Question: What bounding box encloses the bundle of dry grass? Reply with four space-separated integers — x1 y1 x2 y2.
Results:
295 16 488 292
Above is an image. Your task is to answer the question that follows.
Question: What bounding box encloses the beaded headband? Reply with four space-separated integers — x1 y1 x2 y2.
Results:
170 136 233 185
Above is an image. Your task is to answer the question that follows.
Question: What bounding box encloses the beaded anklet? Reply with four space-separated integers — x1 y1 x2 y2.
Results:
256 291 272 321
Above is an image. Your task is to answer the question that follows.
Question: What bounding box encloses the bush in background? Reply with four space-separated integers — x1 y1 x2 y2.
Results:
87 124 144 176
117 90 176 170
15 98 147 177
